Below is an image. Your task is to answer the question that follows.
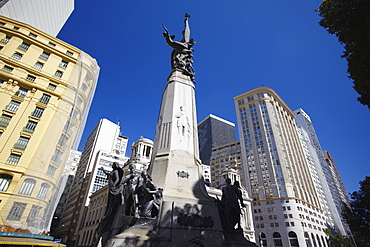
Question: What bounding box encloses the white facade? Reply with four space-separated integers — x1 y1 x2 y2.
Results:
294 108 348 235
0 0 74 37
234 87 328 247
59 118 128 245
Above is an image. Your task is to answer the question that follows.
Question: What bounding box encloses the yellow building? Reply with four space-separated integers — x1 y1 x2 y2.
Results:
0 16 99 235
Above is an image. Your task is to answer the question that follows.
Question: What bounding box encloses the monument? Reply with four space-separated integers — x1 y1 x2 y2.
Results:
104 14 256 247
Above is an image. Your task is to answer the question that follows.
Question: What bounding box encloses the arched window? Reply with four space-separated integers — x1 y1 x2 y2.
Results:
0 174 12 192
36 183 50 199
320 235 326 247
316 234 322 247
311 233 317 247
19 178 36 195
304 232 312 247
259 232 267 247
273 232 283 247
289 231 299 247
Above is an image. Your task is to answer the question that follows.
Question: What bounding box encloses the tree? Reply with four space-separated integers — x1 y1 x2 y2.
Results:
317 0 370 109
342 176 370 246
324 229 355 247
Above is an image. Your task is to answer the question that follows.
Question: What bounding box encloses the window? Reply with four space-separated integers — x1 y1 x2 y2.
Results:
13 26 19 30
47 83 57 91
18 178 36 195
58 134 68 147
81 83 87 92
66 51 73 56
47 165 57 176
0 114 12 128
6 153 21 165
259 233 267 247
27 205 42 226
29 33 37 38
48 42 56 47
34 62 44 69
18 42 30 51
14 136 30 150
23 120 37 134
11 52 23 60
26 75 36 82
6 202 26 221
0 174 12 192
39 94 51 105
31 107 44 118
0 22 5 26
15 88 28 98
39 52 50 60
51 149 63 163
6 100 20 112
0 36 10 43
37 183 50 199
289 231 299 247
54 70 63 78
2 65 14 72
0 79 4 86
59 60 68 69
273 232 283 247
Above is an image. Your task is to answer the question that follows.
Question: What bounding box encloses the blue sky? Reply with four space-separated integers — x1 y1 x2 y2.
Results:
57 1 369 194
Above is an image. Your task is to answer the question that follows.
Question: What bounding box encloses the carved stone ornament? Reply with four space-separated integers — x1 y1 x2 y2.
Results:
177 170 189 178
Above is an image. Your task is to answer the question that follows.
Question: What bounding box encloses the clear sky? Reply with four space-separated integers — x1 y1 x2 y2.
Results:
57 0 369 194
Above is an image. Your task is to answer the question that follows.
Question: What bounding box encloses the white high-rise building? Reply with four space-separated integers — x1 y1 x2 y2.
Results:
0 0 74 37
234 87 328 247
59 118 128 246
294 108 349 235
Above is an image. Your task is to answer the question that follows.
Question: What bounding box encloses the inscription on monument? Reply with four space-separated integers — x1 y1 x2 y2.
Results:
177 213 214 228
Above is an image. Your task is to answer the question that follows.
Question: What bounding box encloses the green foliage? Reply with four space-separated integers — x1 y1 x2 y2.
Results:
342 176 370 246
324 229 355 247
317 0 370 109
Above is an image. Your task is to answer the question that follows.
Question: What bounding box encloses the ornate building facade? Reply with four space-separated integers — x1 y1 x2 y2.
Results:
0 16 99 235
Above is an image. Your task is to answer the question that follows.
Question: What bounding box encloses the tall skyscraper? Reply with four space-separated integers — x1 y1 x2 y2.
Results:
60 118 128 246
323 150 350 231
234 87 327 246
198 114 236 165
294 108 349 235
209 140 244 188
0 15 99 237
0 0 74 37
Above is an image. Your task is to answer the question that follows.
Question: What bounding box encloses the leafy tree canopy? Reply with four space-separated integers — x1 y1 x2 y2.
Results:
342 176 370 246
317 0 370 109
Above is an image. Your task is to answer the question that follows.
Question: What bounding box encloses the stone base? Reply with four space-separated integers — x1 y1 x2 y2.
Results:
222 229 257 247
105 203 256 247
